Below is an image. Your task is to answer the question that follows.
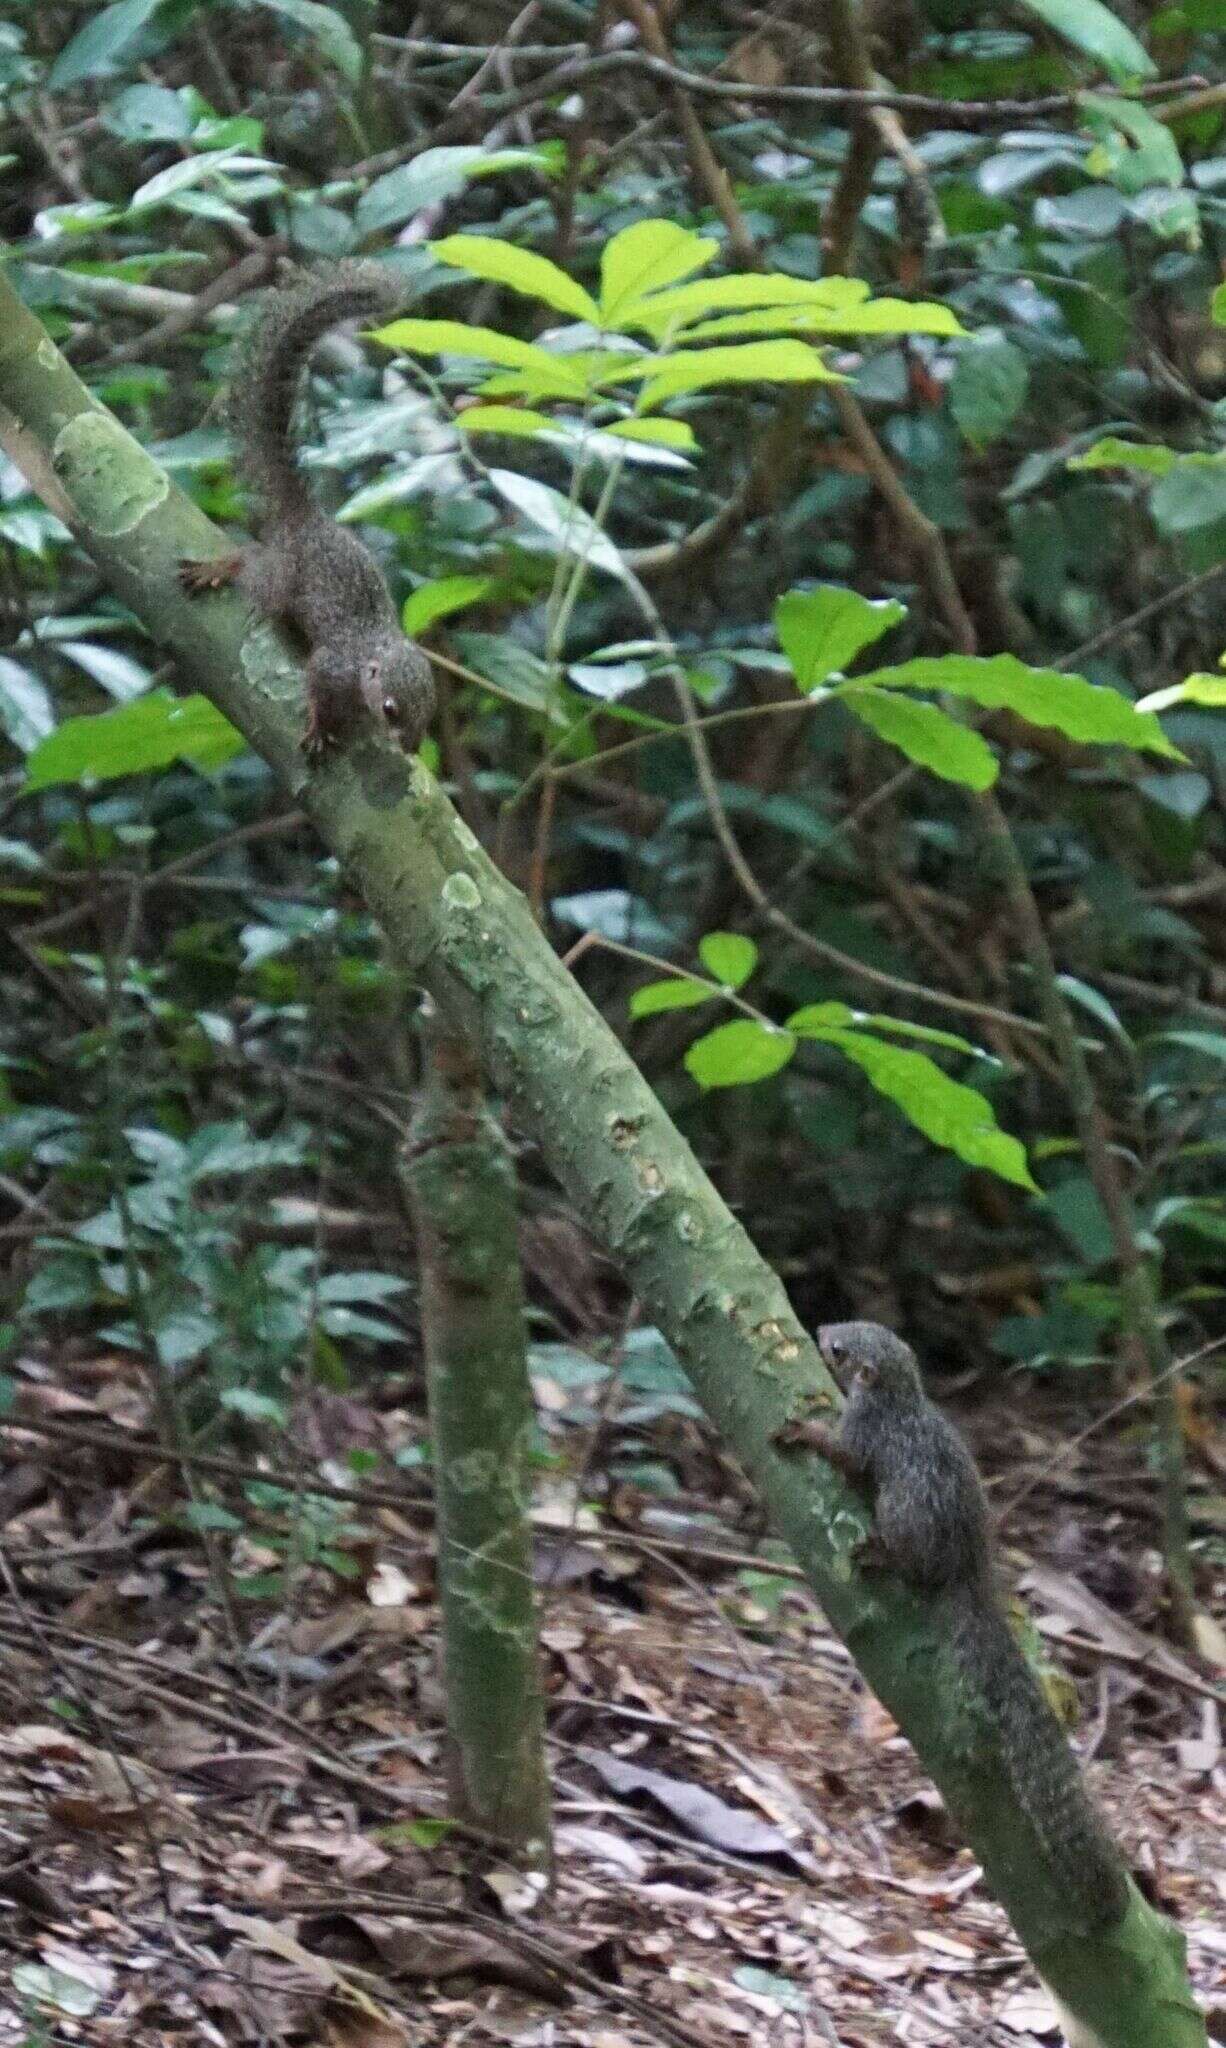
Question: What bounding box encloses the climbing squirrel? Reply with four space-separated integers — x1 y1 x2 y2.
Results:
180 262 434 757
777 1320 1130 1932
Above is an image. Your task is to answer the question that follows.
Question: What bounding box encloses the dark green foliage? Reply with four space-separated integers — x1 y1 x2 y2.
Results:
3 0 1225 1443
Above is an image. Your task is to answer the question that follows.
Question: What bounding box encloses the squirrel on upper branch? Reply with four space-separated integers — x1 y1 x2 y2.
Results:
777 1319 1131 1934
180 262 434 758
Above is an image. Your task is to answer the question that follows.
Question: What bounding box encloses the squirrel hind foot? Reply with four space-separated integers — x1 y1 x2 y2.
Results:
179 553 243 595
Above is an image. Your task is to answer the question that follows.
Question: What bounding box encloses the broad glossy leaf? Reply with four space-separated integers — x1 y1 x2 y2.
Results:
1055 974 1130 1043
1156 1030 1226 1063
0 656 54 753
860 654 1181 758
842 687 999 789
129 152 276 214
356 146 545 233
1150 462 1226 536
698 932 757 989
49 0 162 89
488 470 629 583
25 692 243 790
949 337 1028 448
1081 95 1183 194
250 0 362 82
431 233 599 322
568 657 648 699
629 978 714 1018
58 641 151 700
686 1019 795 1089
1015 0 1156 80
600 220 718 327
103 84 192 142
776 586 905 690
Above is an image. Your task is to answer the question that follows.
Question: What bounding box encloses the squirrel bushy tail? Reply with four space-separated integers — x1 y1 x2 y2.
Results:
230 261 404 517
950 1586 1129 1929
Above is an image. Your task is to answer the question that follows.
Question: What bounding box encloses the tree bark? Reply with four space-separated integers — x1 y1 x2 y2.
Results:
403 1010 552 1865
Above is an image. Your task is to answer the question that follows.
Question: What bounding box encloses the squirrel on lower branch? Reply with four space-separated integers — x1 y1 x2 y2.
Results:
181 262 435 757
777 1320 1130 1934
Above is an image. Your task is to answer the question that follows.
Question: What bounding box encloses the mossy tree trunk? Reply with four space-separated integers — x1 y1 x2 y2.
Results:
402 1007 551 1866
0 275 1204 2048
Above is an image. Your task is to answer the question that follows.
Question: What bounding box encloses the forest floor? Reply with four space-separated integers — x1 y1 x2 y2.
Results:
0 1339 1221 2047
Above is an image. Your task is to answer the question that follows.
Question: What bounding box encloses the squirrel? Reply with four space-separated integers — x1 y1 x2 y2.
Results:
180 262 435 758
777 1319 1130 1933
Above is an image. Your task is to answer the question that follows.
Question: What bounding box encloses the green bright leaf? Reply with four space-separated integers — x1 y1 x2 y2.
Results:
1213 281 1226 326
1069 437 1176 475
456 404 550 436
25 692 243 791
474 349 644 403
600 220 718 327
374 319 583 385
1015 0 1156 80
860 654 1182 758
603 416 698 450
822 1029 1035 1187
1136 672 1226 714
686 1019 796 1089
629 977 714 1018
698 931 757 989
842 687 999 789
431 233 600 322
402 575 492 637
638 340 837 408
776 586 906 690
788 1002 985 1059
618 272 873 340
678 299 965 342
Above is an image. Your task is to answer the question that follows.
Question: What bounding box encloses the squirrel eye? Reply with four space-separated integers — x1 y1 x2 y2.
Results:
382 695 399 719
826 1336 845 1365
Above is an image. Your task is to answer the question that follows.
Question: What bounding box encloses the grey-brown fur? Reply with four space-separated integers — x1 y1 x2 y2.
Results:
182 263 434 755
809 1320 1130 1931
